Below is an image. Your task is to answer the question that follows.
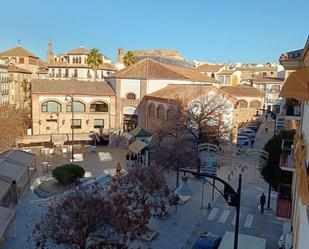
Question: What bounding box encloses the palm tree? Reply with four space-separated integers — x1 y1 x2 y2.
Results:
123 51 137 67
86 48 103 81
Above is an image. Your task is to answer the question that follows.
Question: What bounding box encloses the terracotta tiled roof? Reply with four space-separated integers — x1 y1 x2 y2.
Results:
108 58 219 83
31 79 115 96
0 46 39 58
47 62 116 70
8 65 32 74
38 60 48 69
146 84 237 103
252 77 284 84
195 64 224 72
66 47 90 55
220 85 264 97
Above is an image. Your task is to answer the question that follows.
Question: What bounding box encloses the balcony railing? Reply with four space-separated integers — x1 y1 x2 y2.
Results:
279 139 295 171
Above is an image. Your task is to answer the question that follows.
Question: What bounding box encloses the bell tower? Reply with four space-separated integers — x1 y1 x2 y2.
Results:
47 39 53 64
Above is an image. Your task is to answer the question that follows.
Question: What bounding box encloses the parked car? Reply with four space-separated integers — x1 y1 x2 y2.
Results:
192 232 222 249
276 123 284 133
246 125 258 132
238 128 256 139
236 136 250 147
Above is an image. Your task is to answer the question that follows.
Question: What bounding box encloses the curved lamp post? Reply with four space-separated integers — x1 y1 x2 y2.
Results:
175 168 242 249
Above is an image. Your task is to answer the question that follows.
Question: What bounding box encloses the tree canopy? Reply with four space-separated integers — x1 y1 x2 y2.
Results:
123 51 137 67
261 129 295 189
32 164 174 249
86 48 103 80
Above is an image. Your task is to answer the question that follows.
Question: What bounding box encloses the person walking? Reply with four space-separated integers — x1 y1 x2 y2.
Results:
265 125 268 132
260 193 266 213
116 162 122 175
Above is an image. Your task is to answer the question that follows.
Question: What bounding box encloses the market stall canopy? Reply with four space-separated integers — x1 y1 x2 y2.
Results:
129 139 147 154
0 207 16 245
280 67 309 101
123 132 134 140
130 127 152 138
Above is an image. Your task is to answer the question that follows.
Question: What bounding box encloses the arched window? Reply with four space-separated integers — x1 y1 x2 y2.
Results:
72 57 76 63
90 101 108 112
67 101 85 112
249 100 261 108
41 101 61 112
211 72 215 78
157 105 165 120
149 104 155 118
127 93 136 100
239 100 248 108
78 57 81 64
166 107 176 121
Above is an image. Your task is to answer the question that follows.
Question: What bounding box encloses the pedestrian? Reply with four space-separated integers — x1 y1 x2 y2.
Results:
126 153 130 167
116 162 122 175
260 193 266 213
130 153 135 167
265 125 268 132
250 139 254 148
265 114 268 120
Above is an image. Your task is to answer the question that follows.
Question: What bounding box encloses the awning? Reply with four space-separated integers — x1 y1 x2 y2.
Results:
280 67 309 100
129 139 147 154
123 132 134 140
0 207 16 245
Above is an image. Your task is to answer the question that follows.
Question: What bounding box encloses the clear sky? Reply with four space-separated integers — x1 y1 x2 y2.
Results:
0 0 308 64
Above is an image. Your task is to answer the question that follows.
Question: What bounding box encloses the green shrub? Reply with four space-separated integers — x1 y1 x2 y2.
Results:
52 164 85 185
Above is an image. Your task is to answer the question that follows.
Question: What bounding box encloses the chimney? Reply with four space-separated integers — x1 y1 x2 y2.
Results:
117 48 124 64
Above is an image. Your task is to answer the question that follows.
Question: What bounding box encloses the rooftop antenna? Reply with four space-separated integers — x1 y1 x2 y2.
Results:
80 41 84 48
17 39 21 47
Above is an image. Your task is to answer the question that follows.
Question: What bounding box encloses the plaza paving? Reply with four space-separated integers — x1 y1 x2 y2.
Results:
0 118 284 249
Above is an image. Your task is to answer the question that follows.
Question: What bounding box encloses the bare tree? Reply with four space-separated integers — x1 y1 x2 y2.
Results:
31 165 175 249
151 90 232 174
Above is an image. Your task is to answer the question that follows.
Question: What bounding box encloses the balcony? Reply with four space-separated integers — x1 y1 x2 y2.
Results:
285 99 301 121
279 139 295 172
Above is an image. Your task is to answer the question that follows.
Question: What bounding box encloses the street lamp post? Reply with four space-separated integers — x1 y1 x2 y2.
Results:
175 168 242 249
65 95 74 162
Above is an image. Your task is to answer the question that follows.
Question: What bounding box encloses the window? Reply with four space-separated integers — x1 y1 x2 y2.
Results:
249 100 261 108
74 69 78 78
71 119 81 129
239 100 248 108
225 76 231 85
79 57 81 64
262 72 267 76
94 119 104 128
166 108 176 121
41 101 61 112
157 105 165 120
211 72 215 78
127 93 136 100
29 58 37 65
19 58 24 64
90 101 108 112
149 104 155 117
218 76 224 84
272 85 280 92
67 101 85 112
65 69 69 77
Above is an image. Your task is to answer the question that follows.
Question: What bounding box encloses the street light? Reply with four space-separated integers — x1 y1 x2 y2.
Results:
65 95 74 162
175 168 242 249
255 109 277 209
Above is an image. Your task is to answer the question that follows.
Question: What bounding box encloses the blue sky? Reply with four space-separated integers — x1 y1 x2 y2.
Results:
0 0 308 63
